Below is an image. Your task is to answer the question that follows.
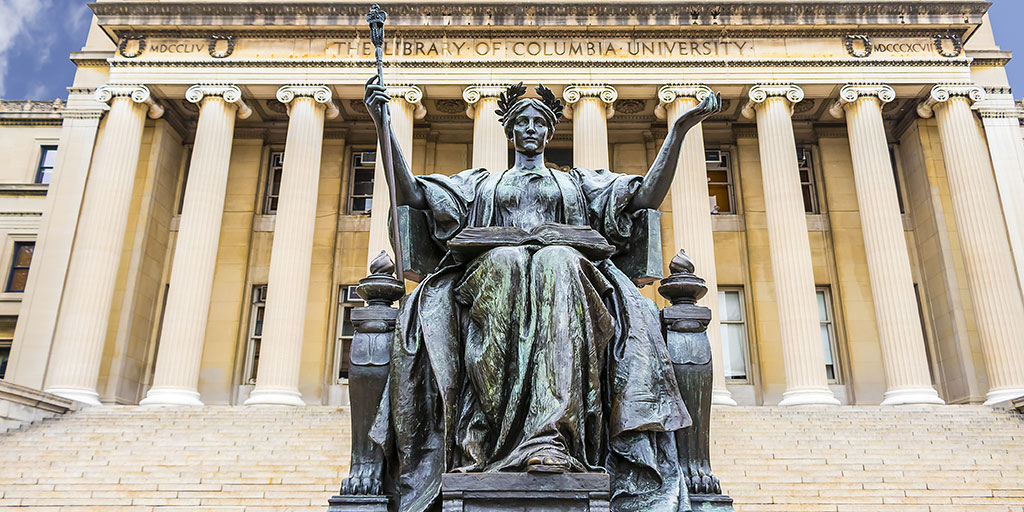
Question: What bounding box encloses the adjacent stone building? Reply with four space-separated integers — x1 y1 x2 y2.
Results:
2 0 1024 410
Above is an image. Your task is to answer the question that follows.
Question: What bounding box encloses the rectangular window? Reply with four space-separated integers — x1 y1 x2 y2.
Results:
335 285 364 382
816 287 840 383
797 148 819 214
244 285 267 385
263 151 285 214
706 150 736 214
349 150 376 214
6 242 34 293
718 288 750 382
0 316 15 380
35 146 57 184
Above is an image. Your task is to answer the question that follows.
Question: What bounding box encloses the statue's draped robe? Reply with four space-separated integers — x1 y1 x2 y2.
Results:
370 167 691 512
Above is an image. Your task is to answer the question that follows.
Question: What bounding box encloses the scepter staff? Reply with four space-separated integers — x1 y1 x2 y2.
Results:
366 4 405 281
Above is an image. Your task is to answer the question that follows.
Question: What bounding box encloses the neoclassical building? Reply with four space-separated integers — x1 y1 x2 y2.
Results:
2 0 1023 410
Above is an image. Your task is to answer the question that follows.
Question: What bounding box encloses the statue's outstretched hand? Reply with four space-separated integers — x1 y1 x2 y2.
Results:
364 75 390 129
674 91 722 130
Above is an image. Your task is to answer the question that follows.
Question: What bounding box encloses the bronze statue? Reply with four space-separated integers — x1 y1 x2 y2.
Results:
331 74 727 512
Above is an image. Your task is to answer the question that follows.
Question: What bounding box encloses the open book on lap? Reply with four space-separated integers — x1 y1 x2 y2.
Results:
447 223 616 261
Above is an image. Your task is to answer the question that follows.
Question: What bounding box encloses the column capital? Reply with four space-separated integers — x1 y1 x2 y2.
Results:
382 84 426 120
186 84 253 120
655 84 713 120
829 83 896 119
741 84 804 119
462 83 511 118
276 84 341 120
916 83 985 119
96 83 164 119
562 83 617 119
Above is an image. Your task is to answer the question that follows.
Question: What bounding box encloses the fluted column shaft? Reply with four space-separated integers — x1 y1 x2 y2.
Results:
246 86 333 406
367 86 423 269
564 84 616 169
978 110 1024 297
745 85 839 406
464 85 510 172
922 87 1024 405
45 85 162 405
142 85 250 407
836 86 943 405
659 85 735 406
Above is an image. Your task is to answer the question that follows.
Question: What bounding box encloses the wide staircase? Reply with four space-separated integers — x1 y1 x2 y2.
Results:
1 406 1022 511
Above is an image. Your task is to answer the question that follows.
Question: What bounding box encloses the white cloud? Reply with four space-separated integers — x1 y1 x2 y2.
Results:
0 0 52 97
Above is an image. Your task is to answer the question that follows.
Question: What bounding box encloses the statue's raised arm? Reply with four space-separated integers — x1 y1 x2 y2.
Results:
627 92 722 212
364 75 428 210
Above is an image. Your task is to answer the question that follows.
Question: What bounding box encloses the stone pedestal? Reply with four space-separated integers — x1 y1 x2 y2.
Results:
326 495 389 512
690 494 736 511
441 473 610 512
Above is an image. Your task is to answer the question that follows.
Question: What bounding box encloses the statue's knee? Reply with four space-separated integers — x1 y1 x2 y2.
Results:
486 246 529 273
533 246 580 270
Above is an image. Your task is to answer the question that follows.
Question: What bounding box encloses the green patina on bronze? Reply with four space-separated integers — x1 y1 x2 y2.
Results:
335 71 729 512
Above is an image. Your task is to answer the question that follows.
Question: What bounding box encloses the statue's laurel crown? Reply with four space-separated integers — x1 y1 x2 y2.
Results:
495 82 564 124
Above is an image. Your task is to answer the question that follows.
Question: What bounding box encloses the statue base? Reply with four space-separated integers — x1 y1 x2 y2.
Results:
441 472 610 512
690 493 735 511
326 495 389 512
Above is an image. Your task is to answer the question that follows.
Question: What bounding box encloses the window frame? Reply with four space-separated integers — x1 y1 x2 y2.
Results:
334 284 365 383
347 150 377 215
816 286 841 384
243 285 268 385
706 149 737 215
796 147 820 214
35 145 58 185
5 241 34 293
718 287 751 383
262 151 285 215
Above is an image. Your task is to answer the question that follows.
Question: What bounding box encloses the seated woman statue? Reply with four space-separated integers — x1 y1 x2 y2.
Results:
363 77 721 512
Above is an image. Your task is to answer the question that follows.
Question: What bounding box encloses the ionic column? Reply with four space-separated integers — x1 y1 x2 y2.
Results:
918 84 1024 405
140 85 252 407
245 85 339 407
464 84 511 172
976 98 1024 298
830 84 944 405
742 84 839 406
655 84 735 407
366 85 425 269
44 84 164 405
563 84 616 169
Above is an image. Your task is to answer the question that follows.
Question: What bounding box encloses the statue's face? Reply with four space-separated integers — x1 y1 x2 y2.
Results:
511 105 551 155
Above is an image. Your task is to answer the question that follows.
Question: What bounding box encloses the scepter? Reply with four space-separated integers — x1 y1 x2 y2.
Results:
366 4 405 281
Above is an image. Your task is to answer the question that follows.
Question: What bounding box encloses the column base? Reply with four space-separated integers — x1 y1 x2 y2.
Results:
778 388 840 407
984 388 1024 406
244 387 306 407
140 387 204 407
44 387 102 406
712 388 738 406
880 387 945 406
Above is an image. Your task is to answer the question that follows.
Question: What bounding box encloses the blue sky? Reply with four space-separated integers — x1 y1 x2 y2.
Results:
2 1 1024 100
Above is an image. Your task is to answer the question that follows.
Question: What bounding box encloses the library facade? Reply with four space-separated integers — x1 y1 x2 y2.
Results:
2 1 1024 409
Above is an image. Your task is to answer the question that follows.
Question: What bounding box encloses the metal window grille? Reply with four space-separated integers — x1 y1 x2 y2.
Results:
706 150 736 214
797 148 819 214
263 152 285 214
244 285 268 384
816 287 841 383
349 151 376 214
335 285 365 382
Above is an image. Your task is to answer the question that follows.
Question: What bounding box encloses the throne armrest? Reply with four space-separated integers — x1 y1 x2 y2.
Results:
612 208 664 287
396 205 445 282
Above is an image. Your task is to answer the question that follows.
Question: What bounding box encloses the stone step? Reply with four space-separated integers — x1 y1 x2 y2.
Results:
1 406 1023 511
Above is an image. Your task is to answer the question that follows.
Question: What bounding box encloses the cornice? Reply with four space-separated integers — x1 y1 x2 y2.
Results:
106 57 973 70
90 2 992 29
